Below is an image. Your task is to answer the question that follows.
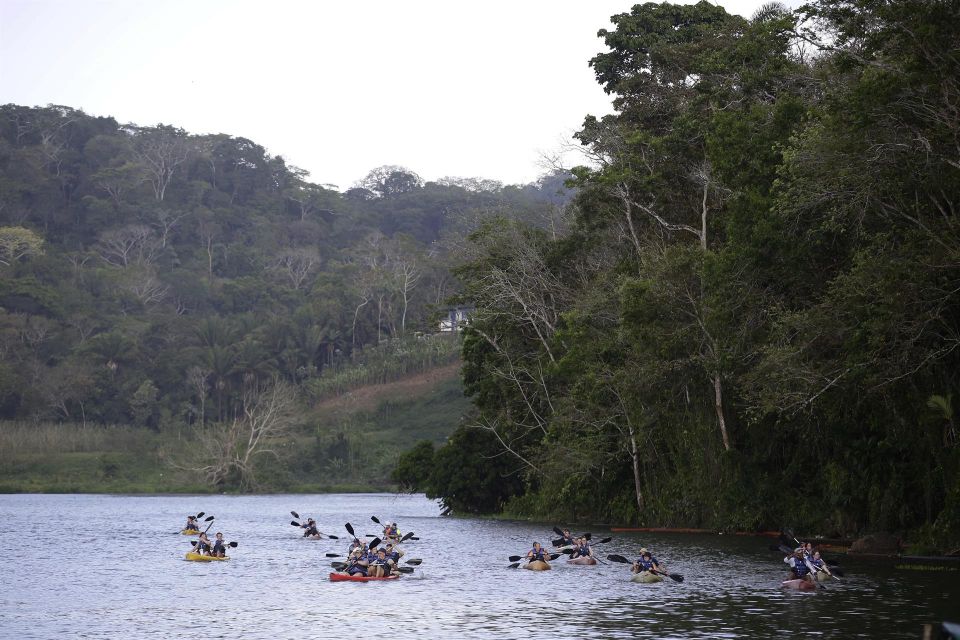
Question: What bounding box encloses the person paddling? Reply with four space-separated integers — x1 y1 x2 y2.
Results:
809 551 832 579
190 531 212 556
302 518 321 538
344 549 368 577
526 541 548 563
211 532 228 557
184 516 199 532
784 547 816 585
367 548 394 578
555 529 576 548
631 548 663 576
382 522 400 543
571 536 594 560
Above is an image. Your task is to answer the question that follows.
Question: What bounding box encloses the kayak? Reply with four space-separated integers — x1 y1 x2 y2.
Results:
781 578 817 591
567 557 598 566
523 560 551 571
181 529 200 535
814 570 832 582
329 572 399 582
631 571 663 583
185 552 228 562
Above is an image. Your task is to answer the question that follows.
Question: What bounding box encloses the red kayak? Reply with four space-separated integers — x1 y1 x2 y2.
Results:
329 572 400 582
781 579 817 591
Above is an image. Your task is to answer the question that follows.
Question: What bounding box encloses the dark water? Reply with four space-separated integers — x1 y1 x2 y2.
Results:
0 494 955 639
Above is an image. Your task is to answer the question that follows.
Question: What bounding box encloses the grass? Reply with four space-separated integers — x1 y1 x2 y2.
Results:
0 357 472 493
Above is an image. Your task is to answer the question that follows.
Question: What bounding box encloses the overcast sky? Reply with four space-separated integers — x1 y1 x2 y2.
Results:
1 0 791 191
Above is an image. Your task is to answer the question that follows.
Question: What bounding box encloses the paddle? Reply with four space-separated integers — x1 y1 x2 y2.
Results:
188 540 238 547
508 553 562 562
325 552 341 557
291 510 300 520
405 558 422 565
399 531 415 543
291 520 339 540
345 522 355 537
606 554 684 583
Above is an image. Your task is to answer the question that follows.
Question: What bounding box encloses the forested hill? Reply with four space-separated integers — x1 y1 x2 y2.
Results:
393 0 960 551
0 103 570 426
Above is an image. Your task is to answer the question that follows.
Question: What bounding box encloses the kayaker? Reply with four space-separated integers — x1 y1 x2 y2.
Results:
302 518 320 538
211 532 227 557
631 548 662 575
527 541 548 563
784 547 816 584
555 529 576 548
190 531 212 556
384 542 403 562
184 516 199 532
367 548 393 577
571 536 594 559
345 550 368 577
809 551 832 578
348 538 364 555
382 522 400 542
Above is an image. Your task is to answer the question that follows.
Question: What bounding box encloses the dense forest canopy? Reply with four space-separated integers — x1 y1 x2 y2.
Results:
394 0 960 550
0 102 572 487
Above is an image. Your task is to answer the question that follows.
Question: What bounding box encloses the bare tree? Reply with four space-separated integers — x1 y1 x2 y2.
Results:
132 126 191 201
185 378 298 489
271 247 321 290
95 225 160 267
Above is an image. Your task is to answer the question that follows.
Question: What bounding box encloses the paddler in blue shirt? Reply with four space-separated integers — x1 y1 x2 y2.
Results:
527 541 548 562
631 548 662 575
184 515 199 532
211 532 227 557
555 529 576 549
368 549 393 577
784 547 816 584
571 536 594 559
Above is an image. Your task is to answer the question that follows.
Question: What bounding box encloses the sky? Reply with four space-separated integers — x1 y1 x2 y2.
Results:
0 0 791 191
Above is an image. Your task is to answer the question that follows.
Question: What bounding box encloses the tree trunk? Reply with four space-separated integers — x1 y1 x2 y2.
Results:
628 424 645 516
714 375 731 451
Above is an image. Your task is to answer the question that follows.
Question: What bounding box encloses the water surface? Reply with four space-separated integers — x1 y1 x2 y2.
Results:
0 494 955 638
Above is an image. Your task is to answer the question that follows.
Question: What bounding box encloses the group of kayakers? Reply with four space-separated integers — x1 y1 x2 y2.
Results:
184 514 231 558
783 541 834 586
336 521 405 577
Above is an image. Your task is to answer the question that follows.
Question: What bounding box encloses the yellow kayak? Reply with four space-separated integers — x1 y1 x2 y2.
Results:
185 552 229 562
181 529 200 535
631 570 663 583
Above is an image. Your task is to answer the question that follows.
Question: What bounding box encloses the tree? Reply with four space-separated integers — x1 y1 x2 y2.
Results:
358 165 423 198
0 226 43 266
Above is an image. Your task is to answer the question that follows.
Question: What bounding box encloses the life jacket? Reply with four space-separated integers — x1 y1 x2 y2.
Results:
637 558 655 571
529 548 545 561
809 557 825 570
791 557 811 577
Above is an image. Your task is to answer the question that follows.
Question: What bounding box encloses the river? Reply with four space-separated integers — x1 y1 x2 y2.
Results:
0 493 955 638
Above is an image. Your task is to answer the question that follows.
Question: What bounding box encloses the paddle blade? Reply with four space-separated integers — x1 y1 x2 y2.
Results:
327 534 339 540
196 512 205 518
331 561 347 569
607 554 630 564
291 521 301 527
561 549 574 555
371 516 381 524
400 531 414 542
507 563 520 569
551 538 563 547
345 522 355 536
204 516 215 522
365 534 376 538
291 511 300 519
548 553 561 560
325 553 340 557
396 566 415 573
667 572 684 583
553 526 564 537
508 555 523 562
228 541 239 547
405 559 422 565
597 537 612 544
409 537 419 541
369 537 381 549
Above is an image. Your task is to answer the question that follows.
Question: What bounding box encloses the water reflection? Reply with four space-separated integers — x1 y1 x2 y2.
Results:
0 494 955 639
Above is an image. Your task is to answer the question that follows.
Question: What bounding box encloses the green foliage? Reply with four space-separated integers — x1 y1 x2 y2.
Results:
391 440 435 490
400 0 960 552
